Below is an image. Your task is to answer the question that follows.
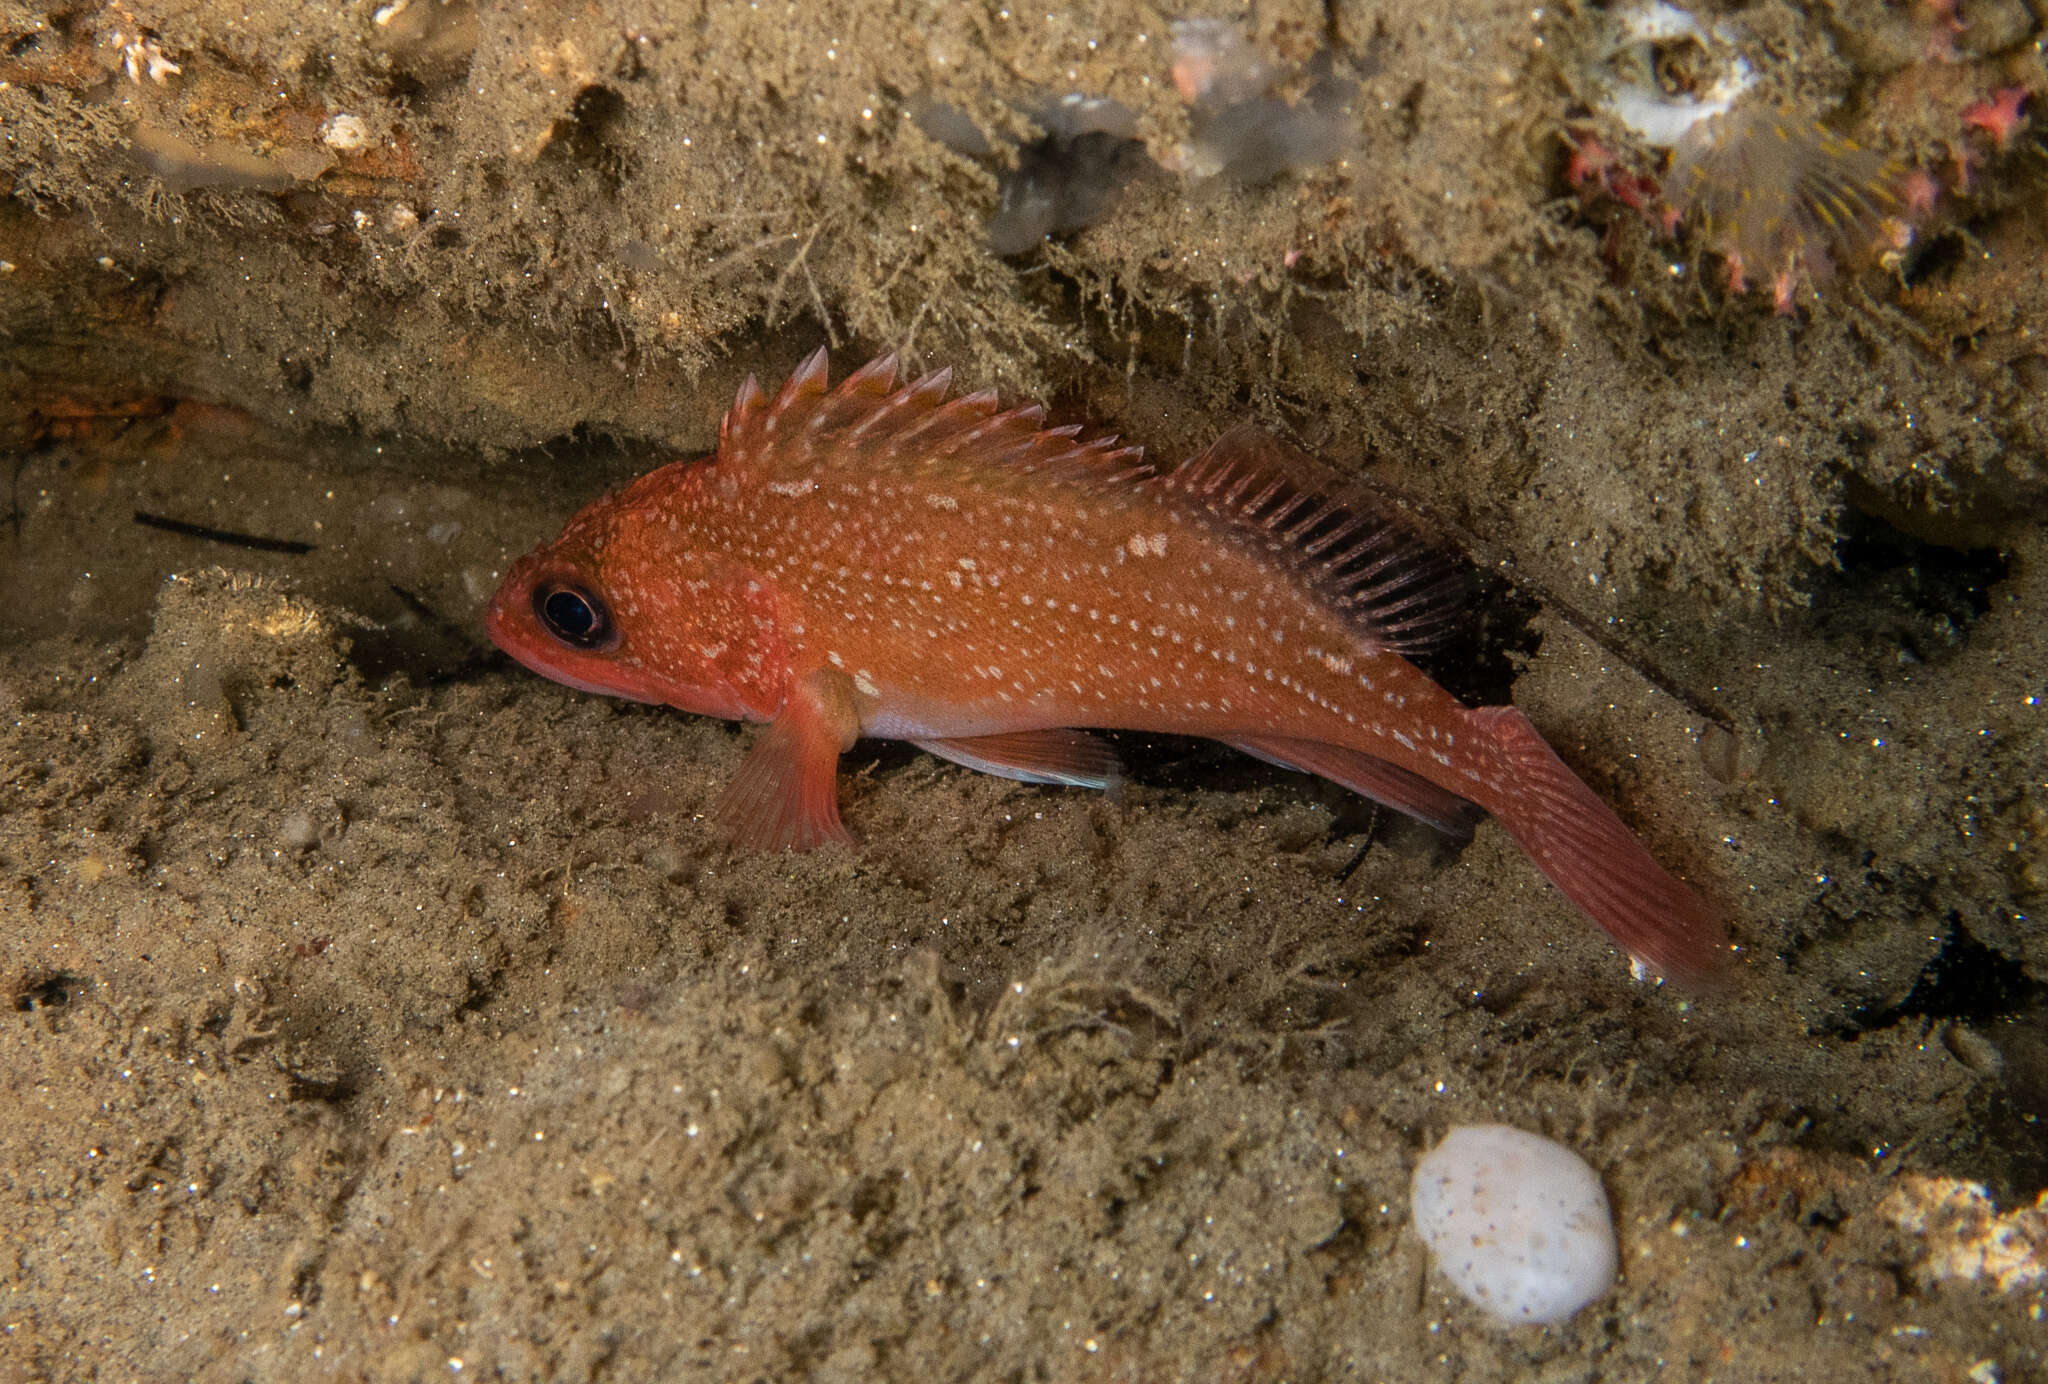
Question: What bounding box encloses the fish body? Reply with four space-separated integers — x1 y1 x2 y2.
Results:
487 350 1721 980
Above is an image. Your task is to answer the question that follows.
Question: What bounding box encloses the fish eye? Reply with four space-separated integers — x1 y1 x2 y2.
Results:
533 582 615 650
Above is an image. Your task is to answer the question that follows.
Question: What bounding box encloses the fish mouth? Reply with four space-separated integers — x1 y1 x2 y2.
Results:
503 646 661 703
480 586 519 652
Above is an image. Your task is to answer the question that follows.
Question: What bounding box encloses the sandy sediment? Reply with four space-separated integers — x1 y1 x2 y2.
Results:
2 0 2045 1377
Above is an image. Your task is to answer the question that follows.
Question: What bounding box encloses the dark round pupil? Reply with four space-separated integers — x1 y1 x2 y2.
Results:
543 589 595 636
536 585 608 647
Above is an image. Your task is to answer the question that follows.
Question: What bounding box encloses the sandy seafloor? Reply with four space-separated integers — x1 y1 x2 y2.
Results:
2 0 2047 1380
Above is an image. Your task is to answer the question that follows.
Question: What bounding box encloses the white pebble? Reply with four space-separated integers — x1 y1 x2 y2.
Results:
321 113 371 151
1410 1124 1618 1326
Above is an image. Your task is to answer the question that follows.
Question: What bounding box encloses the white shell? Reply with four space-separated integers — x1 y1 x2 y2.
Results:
1410 1124 1618 1326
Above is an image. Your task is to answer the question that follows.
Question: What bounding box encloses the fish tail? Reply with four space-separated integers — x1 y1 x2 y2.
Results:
1467 706 1724 983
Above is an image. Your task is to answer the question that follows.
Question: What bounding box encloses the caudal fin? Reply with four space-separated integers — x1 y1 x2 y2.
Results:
1469 706 1724 983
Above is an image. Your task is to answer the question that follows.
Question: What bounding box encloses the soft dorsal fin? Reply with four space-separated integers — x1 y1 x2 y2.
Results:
717 347 1148 486
1161 424 1463 657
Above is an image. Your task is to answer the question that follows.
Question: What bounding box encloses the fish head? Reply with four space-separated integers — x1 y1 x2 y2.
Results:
485 463 771 722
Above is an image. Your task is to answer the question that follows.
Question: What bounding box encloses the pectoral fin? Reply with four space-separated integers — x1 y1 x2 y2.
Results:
716 670 862 850
913 728 1122 790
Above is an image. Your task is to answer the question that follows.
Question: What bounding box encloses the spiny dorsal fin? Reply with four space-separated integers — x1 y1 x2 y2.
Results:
1163 424 1464 658
716 348 1146 485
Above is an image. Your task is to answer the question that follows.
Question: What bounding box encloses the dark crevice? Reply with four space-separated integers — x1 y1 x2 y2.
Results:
1807 502 2009 663
15 971 92 1011
541 84 632 195
1843 923 2048 1200
1852 921 2037 1032
1898 229 1967 288
1831 507 2006 626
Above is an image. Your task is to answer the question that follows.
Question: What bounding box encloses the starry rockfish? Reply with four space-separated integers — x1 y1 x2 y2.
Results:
486 349 1722 980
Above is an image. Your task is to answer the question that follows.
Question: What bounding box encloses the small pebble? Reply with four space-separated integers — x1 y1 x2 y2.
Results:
322 113 371 151
278 811 321 851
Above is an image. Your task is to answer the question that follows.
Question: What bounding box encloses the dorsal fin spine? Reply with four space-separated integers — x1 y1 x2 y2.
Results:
1327 544 1396 580
839 353 899 395
1276 501 1324 537
949 406 1041 454
1158 425 1464 659
845 377 940 443
886 409 969 458
1300 517 1367 559
763 346 830 433
713 350 1152 493
816 356 898 427
1245 479 1288 515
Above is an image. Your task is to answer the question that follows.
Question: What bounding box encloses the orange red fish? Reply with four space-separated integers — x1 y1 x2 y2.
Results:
487 350 1723 980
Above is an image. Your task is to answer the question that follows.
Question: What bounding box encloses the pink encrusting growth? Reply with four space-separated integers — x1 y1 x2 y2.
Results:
1961 86 2031 152
486 351 1725 981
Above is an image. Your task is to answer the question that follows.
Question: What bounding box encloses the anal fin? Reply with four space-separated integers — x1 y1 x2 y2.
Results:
913 728 1121 790
1225 733 1477 839
716 671 861 851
